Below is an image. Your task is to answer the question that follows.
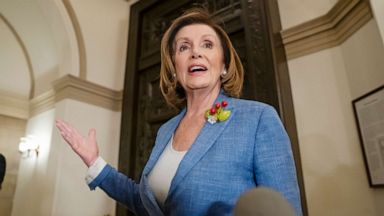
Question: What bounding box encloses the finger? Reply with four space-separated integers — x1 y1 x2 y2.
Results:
57 121 77 137
60 131 73 145
60 121 73 133
56 119 67 126
56 120 71 134
55 119 65 131
56 120 76 141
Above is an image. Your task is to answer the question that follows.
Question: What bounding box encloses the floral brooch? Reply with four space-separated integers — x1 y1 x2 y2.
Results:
205 100 231 124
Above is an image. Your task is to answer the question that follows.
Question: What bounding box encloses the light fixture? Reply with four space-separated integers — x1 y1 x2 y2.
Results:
19 135 39 157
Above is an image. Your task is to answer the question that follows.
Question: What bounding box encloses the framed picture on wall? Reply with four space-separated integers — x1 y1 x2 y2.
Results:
353 84 384 187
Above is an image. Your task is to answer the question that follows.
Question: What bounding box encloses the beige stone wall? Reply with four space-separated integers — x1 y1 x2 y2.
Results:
279 0 384 215
0 115 26 216
0 0 134 215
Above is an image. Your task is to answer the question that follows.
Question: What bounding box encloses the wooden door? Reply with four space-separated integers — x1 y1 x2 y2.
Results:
119 0 307 215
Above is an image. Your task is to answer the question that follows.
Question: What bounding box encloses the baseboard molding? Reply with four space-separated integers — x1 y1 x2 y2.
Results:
281 0 373 60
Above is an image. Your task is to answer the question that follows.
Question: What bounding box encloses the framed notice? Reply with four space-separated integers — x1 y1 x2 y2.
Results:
353 85 384 187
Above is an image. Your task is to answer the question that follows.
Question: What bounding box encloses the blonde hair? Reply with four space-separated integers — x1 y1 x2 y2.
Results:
160 8 244 109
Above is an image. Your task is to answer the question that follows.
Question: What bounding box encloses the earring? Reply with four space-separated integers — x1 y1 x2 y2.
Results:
173 73 176 78
221 69 227 78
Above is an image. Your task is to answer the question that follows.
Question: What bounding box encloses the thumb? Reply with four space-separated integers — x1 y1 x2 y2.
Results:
88 128 96 143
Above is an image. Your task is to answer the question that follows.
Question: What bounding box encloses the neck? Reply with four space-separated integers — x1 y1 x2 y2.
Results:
185 86 221 117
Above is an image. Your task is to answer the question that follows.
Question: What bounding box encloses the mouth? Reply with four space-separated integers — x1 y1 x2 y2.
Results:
188 65 208 73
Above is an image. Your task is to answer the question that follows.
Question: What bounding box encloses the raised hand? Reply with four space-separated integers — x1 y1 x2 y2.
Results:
55 119 99 167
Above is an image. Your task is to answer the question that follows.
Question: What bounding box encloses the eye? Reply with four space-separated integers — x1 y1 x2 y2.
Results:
179 44 189 52
203 41 213 49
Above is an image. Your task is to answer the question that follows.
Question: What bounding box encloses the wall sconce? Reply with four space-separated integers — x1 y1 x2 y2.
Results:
19 135 39 157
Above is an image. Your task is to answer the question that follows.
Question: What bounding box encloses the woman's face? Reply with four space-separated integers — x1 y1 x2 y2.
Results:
173 24 224 94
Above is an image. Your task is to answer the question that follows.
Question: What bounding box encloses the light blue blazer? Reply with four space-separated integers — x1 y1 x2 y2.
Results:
89 91 302 216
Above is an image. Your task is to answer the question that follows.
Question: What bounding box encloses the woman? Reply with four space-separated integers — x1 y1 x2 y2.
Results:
56 8 302 216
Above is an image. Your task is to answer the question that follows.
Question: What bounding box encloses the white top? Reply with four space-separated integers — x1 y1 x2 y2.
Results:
148 135 187 206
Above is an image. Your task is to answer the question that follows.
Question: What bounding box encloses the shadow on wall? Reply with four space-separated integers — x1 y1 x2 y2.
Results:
301 134 377 216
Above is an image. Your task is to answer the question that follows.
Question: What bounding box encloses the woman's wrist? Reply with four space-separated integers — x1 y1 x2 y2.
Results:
85 155 99 167
85 156 107 185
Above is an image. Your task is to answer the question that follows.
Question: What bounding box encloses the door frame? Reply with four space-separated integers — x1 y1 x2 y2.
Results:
119 0 308 215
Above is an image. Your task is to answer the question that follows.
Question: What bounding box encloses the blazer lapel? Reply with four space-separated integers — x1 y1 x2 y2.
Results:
167 93 235 196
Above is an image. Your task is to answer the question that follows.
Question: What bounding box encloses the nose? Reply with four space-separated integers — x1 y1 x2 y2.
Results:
191 48 202 59
192 54 202 59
